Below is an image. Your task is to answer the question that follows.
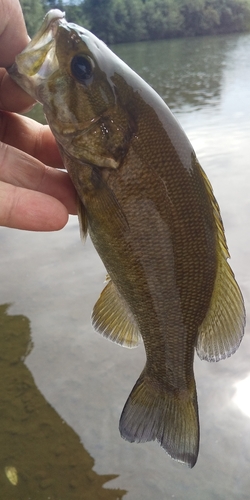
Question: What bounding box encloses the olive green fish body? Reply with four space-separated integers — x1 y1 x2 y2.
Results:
9 11 245 467
60 97 217 465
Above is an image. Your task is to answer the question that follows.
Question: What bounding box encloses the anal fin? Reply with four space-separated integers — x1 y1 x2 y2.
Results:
92 279 141 348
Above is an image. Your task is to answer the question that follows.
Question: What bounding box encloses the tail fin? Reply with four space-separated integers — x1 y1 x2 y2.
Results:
119 371 199 468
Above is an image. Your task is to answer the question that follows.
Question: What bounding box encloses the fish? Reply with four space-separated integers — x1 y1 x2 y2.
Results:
8 10 245 467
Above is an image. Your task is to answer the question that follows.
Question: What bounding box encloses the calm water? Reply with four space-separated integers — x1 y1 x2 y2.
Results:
1 33 250 499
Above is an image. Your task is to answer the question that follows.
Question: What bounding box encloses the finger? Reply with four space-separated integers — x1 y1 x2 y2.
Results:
0 0 34 112
0 141 78 215
0 110 62 167
0 70 34 112
0 0 29 67
0 180 70 231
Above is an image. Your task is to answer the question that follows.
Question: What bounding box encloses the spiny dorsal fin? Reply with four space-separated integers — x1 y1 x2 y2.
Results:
196 162 245 361
92 279 141 348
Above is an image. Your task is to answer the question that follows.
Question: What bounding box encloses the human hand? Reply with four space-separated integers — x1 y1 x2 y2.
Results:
0 0 77 231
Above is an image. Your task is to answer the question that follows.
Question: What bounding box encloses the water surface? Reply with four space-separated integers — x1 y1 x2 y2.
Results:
1 33 250 499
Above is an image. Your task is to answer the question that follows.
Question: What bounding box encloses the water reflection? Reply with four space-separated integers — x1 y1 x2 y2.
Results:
112 34 247 113
112 36 224 112
233 375 250 419
0 304 126 499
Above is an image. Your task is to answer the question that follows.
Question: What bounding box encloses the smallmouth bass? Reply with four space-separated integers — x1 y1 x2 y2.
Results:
9 10 245 467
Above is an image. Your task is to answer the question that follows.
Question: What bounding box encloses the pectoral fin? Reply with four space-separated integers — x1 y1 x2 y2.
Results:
92 279 141 348
77 197 88 241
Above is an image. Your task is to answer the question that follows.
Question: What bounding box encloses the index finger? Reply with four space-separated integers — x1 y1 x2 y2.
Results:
0 111 62 168
0 70 34 112
0 0 28 66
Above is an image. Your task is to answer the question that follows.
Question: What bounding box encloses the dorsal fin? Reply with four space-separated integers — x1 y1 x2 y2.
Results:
196 163 245 361
92 278 141 348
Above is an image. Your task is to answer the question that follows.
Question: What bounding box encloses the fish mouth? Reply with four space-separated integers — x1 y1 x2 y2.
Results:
8 10 66 97
25 9 66 52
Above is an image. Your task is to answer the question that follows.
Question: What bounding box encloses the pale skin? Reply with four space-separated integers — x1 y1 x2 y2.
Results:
0 0 77 231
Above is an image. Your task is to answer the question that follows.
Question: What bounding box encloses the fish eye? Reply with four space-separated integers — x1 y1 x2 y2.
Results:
70 55 93 84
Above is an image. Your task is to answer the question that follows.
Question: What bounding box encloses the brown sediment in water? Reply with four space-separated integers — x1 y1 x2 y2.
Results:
0 304 126 499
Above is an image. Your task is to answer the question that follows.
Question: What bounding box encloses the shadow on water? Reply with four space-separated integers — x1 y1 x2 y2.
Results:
0 304 127 500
